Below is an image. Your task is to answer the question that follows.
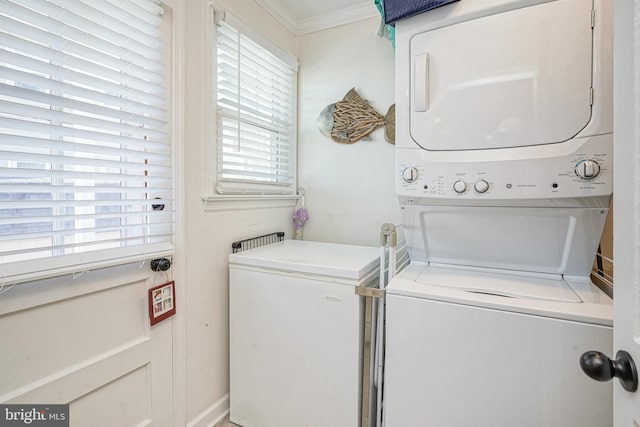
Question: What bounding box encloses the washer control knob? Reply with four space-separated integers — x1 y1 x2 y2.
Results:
402 167 419 183
474 179 489 193
575 160 601 180
453 180 467 194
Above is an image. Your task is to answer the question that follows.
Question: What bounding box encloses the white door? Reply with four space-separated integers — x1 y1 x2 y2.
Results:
612 0 640 425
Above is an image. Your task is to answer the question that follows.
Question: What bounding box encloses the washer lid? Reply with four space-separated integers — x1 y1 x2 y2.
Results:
228 240 379 280
415 266 582 303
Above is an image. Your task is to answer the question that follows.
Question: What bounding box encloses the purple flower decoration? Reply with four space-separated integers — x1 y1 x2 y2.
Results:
293 207 309 239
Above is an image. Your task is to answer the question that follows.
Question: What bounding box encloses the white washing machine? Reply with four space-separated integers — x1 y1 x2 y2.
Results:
384 0 614 425
384 263 613 426
229 239 379 427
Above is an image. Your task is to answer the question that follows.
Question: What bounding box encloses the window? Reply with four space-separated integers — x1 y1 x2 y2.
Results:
0 0 173 281
215 12 297 195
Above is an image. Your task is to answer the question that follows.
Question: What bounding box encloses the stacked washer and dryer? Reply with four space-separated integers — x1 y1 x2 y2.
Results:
384 0 614 426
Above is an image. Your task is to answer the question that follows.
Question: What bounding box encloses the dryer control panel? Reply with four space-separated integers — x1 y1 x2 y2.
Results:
397 135 612 200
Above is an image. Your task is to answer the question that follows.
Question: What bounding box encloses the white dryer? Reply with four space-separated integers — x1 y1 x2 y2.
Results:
384 0 614 426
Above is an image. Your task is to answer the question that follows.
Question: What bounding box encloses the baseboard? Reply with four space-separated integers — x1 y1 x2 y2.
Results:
186 393 229 427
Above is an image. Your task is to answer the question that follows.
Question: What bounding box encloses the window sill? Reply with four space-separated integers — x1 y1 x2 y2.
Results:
3 242 175 286
201 194 300 212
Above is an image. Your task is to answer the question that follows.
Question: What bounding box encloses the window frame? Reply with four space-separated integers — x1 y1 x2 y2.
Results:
202 9 299 212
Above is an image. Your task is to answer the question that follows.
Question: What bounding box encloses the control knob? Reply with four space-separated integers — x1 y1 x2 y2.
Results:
402 166 419 183
474 179 489 193
575 159 601 180
453 180 467 194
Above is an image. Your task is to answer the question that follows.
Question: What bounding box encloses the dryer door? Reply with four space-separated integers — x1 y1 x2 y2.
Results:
410 0 593 151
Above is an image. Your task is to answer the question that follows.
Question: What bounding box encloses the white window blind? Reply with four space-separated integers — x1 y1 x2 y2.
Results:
0 0 173 280
215 13 297 195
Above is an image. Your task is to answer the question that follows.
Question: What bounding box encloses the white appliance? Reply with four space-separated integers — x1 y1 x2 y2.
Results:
229 239 379 427
384 0 614 426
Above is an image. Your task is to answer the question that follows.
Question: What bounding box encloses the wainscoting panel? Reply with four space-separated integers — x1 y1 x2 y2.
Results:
0 262 175 427
70 365 151 427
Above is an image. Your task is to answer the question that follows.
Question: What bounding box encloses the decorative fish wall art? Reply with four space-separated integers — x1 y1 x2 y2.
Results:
317 88 395 144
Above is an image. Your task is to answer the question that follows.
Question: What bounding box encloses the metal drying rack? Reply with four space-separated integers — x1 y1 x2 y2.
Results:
231 232 285 253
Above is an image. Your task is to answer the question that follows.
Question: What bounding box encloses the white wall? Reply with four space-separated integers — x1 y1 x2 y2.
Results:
0 2 296 426
1 5 400 427
296 17 401 247
182 1 297 425
182 10 401 424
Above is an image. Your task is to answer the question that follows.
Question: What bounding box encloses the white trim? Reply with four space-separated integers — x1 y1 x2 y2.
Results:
202 194 299 212
167 0 188 426
254 0 298 34
204 1 217 198
297 2 379 35
186 393 229 427
2 242 174 286
256 0 378 35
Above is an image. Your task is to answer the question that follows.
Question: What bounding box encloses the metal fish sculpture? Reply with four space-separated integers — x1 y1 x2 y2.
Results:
317 88 395 144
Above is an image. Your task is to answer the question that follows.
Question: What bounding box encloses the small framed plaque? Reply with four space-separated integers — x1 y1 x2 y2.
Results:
148 281 176 325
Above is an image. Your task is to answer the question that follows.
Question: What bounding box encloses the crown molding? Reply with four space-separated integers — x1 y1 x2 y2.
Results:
297 2 378 35
255 0 298 34
256 0 378 36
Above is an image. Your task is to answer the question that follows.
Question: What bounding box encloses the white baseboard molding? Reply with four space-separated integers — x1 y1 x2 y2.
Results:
187 394 229 427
